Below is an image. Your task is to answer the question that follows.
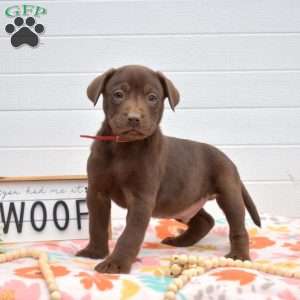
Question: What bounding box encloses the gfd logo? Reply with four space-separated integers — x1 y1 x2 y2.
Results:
4 4 47 48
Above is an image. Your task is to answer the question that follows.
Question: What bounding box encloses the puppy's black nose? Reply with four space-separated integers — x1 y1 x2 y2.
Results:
128 116 140 128
127 111 141 128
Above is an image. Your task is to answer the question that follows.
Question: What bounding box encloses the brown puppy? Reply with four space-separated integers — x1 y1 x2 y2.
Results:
76 65 261 274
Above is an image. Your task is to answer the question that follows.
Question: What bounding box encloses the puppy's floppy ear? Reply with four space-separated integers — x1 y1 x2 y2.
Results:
87 68 115 106
157 71 180 111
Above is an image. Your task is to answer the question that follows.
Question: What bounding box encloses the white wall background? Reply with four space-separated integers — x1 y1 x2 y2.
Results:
0 1 299 218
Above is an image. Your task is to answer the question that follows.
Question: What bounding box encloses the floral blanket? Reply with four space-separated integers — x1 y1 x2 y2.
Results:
0 215 299 300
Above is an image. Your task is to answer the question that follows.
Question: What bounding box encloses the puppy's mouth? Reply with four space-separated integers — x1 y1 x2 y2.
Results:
108 118 155 141
120 129 146 140
122 129 144 136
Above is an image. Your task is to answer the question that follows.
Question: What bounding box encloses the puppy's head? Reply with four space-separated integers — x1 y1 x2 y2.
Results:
87 65 180 141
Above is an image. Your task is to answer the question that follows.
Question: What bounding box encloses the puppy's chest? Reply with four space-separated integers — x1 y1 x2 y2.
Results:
107 158 140 184
102 160 143 208
110 160 137 182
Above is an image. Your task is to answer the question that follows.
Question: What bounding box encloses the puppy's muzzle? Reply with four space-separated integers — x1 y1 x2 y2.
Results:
127 112 141 129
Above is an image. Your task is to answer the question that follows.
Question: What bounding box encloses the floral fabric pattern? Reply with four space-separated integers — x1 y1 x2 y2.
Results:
0 214 299 299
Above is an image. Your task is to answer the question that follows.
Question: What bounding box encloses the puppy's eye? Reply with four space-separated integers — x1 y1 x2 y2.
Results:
148 93 158 103
112 90 124 102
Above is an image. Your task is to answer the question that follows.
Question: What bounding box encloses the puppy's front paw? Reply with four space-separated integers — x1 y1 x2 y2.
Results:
225 251 250 261
76 245 108 259
95 255 132 274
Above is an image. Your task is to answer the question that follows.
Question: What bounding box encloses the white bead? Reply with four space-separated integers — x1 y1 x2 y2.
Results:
196 267 205 275
174 278 184 288
5 253 15 261
204 260 213 270
233 259 243 267
210 257 219 268
232 259 238 267
197 257 205 266
179 275 189 284
170 264 182 276
39 253 48 262
19 249 28 256
43 269 52 276
188 269 196 277
188 256 197 265
226 258 234 266
167 283 178 293
186 269 195 277
39 258 47 266
182 269 192 279
282 269 293 277
42 268 53 280
46 276 55 285
252 262 261 270
218 257 228 267
30 249 41 258
50 291 61 300
264 265 274 274
276 268 286 276
178 255 188 265
258 264 268 272
171 255 180 263
188 264 198 269
14 251 22 259
19 249 27 258
294 272 300 279
48 283 58 293
26 249 34 257
8 252 17 260
242 260 252 269
164 291 176 300
271 267 282 276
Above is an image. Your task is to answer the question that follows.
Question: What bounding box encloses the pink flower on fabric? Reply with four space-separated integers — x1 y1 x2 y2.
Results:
249 250 260 260
278 289 299 300
212 226 228 237
40 241 78 255
61 292 91 300
136 256 161 267
0 280 40 300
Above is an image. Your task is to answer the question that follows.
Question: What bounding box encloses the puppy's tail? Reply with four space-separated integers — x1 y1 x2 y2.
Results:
242 182 261 227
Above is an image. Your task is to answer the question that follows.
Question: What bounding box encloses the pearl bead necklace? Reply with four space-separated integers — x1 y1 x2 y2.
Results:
164 255 300 300
0 249 61 300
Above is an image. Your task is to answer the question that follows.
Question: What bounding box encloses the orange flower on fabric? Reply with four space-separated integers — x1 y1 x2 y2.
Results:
155 219 187 240
283 241 300 251
15 265 69 279
76 272 119 291
212 269 256 285
250 236 275 249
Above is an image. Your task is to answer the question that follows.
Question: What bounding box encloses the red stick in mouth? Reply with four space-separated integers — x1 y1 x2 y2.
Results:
80 135 128 142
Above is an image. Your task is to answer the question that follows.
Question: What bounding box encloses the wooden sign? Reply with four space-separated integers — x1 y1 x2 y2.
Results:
0 176 90 243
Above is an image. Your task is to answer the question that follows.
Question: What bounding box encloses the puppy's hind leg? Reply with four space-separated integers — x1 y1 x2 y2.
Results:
216 183 250 261
161 208 215 247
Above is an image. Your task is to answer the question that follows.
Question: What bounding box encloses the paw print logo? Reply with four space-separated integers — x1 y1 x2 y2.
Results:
5 17 44 48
